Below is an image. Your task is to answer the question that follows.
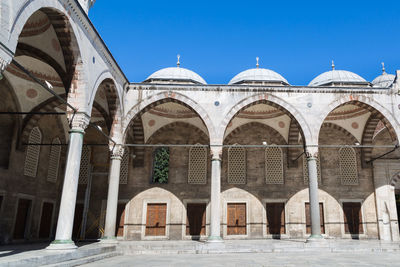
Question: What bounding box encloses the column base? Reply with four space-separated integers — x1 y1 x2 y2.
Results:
206 236 224 243
46 240 77 250
305 235 327 247
100 237 119 244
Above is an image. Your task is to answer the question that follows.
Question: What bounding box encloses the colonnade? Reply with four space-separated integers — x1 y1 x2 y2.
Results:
45 117 323 249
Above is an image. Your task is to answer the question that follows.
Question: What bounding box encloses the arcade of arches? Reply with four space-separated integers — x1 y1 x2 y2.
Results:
1 0 400 250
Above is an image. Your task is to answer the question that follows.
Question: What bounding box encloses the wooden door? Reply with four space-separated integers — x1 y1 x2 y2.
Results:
116 203 125 237
186 203 206 236
266 203 285 235
72 203 84 240
227 203 246 235
39 202 54 239
145 203 167 236
305 203 325 234
13 199 32 239
343 202 363 234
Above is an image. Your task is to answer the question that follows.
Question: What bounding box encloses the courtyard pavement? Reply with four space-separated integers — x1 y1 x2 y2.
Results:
81 252 400 267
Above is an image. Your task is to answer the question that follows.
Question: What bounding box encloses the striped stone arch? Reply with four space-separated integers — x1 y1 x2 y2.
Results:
88 72 124 121
10 2 84 93
146 121 209 144
321 123 358 143
317 95 400 165
123 91 216 142
219 93 312 146
224 122 287 145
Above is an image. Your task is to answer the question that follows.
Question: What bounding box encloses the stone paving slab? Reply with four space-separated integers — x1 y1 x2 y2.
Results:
81 252 400 267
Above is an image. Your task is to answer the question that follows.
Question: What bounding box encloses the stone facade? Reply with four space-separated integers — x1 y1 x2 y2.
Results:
1 0 400 247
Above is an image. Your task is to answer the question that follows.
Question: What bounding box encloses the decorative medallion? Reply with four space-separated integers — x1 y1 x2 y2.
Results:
52 38 61 52
214 101 220 106
148 119 156 127
26 88 38 99
278 121 285 128
351 122 359 129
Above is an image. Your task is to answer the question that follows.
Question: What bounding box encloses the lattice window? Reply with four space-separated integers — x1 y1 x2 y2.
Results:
79 146 91 185
188 145 207 184
120 148 129 184
339 147 358 185
228 145 246 184
24 127 42 177
265 145 284 184
47 138 61 183
303 154 322 185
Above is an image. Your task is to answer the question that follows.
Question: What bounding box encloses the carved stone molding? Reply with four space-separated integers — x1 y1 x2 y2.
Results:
210 146 222 161
110 145 124 160
68 112 90 132
305 146 319 159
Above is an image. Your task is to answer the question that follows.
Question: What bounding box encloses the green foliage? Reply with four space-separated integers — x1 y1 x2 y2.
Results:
152 147 169 183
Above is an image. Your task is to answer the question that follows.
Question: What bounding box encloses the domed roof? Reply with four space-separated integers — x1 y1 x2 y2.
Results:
372 63 395 88
229 58 289 85
308 62 368 87
229 68 289 85
144 67 207 84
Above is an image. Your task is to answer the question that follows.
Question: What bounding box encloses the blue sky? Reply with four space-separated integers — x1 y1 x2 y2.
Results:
90 0 400 85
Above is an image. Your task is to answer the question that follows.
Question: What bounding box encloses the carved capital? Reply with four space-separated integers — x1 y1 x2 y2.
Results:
305 146 319 159
0 45 13 79
210 146 222 161
68 112 90 133
110 145 124 160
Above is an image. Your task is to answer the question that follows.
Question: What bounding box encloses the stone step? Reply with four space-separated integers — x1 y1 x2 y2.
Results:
42 251 122 267
118 240 400 255
0 244 117 267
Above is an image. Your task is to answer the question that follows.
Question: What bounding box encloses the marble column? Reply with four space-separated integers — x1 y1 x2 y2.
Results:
101 145 124 243
208 146 223 242
47 113 90 250
306 147 323 240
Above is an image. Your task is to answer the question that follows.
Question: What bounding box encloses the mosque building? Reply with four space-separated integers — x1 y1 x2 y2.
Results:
1 0 400 249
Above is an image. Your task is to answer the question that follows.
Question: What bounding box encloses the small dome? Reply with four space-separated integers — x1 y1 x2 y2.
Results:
229 68 289 85
144 67 207 84
309 70 368 87
372 73 395 88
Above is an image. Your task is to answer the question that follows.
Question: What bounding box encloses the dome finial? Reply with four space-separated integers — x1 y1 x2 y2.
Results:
256 57 260 69
177 54 181 68
381 62 386 74
331 60 335 70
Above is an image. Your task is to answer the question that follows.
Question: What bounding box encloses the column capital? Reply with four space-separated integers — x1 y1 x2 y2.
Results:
210 146 222 161
0 43 13 79
305 146 319 159
110 145 124 160
68 112 90 133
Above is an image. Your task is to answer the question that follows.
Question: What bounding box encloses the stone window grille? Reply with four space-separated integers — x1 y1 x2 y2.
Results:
265 145 284 184
79 146 91 185
24 127 42 177
228 145 246 184
303 154 322 185
339 147 358 185
188 145 207 184
47 138 61 183
120 148 129 184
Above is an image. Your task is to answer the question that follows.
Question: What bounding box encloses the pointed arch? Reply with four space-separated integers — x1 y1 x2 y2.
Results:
123 91 215 142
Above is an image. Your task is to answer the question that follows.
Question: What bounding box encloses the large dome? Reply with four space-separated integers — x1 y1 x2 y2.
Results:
309 68 368 87
144 67 207 85
229 68 289 85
